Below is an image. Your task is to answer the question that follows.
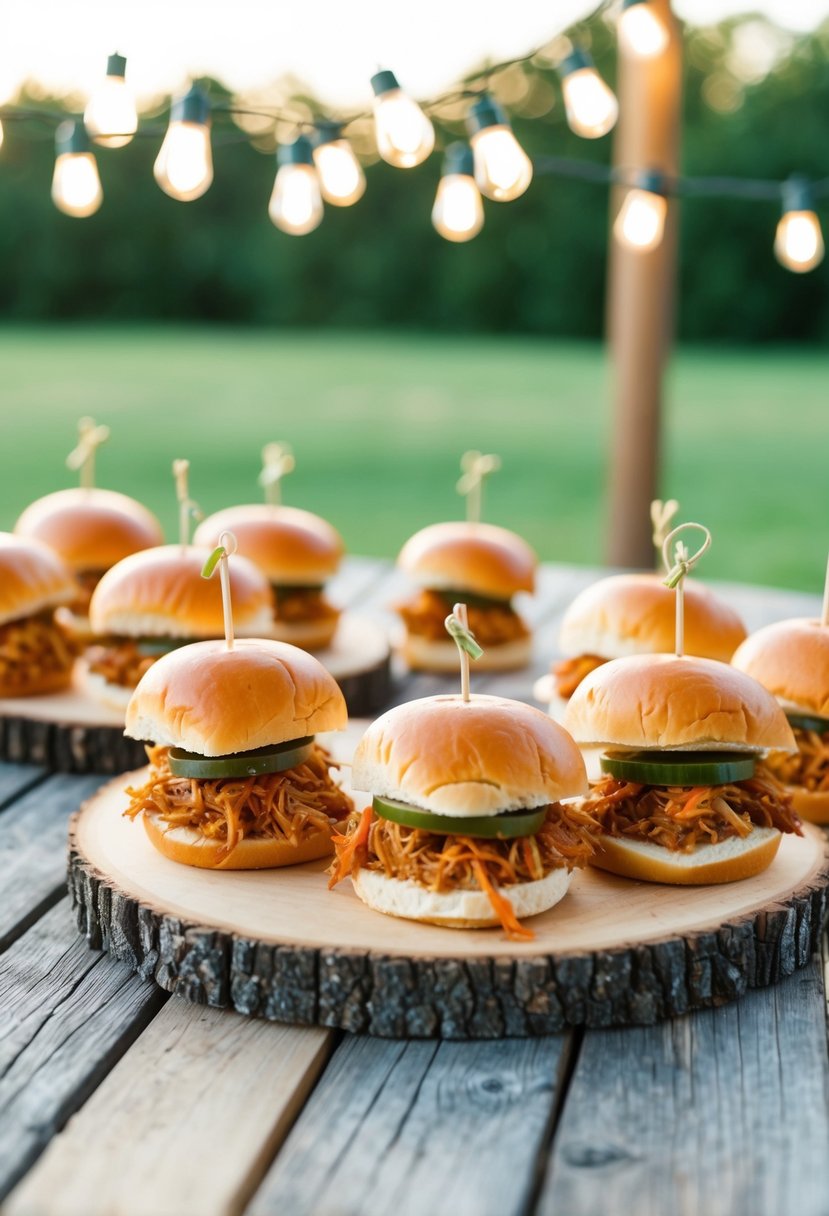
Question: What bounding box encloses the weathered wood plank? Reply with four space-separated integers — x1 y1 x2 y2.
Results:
0 898 166 1202
6 1001 332 1216
539 958 829 1216
0 763 44 812
328 555 393 608
249 1033 572 1216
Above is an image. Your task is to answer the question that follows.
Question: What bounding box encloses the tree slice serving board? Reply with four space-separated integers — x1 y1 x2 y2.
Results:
68 737 829 1039
0 614 391 773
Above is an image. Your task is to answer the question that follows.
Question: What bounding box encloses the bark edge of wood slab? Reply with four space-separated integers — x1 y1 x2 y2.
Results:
0 714 147 774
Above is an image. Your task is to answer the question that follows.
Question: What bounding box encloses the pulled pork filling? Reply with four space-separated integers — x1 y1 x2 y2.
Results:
766 726 829 793
68 569 105 616
553 654 607 700
397 589 528 647
329 802 600 940
87 640 163 689
272 585 338 624
0 611 76 692
582 764 800 853
125 744 353 861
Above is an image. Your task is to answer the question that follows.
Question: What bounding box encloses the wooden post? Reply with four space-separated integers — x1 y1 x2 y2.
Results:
605 0 683 569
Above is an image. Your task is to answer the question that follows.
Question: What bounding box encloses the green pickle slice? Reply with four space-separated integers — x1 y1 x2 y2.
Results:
168 736 315 779
600 750 757 786
787 712 829 734
372 795 546 838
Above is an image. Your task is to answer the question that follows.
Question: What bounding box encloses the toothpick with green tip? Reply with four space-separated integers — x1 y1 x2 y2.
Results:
456 450 501 524
202 530 238 651
445 602 484 702
259 442 295 507
66 416 110 489
173 459 202 549
661 522 712 657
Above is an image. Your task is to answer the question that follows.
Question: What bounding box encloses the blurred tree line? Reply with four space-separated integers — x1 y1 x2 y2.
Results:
0 14 826 341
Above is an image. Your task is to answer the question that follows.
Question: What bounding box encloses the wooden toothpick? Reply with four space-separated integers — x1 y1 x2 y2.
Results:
651 498 680 564
259 442 296 507
66 416 110 489
202 530 238 651
456 451 501 524
445 602 483 702
173 459 202 549
662 522 712 657
821 551 829 628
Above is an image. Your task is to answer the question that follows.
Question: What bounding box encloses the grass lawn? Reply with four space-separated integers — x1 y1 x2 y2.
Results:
0 326 824 592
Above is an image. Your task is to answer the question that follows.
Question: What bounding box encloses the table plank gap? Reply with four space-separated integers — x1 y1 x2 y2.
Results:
0 764 46 813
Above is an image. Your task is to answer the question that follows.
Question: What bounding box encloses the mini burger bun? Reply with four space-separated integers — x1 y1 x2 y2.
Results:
398 521 536 599
269 615 339 652
0 532 77 627
15 488 163 573
352 865 571 928
590 826 781 885
83 670 133 714
353 693 588 816
559 573 746 662
565 654 797 754
732 618 829 720
789 787 829 825
194 505 343 586
402 633 531 672
126 637 347 755
142 812 333 869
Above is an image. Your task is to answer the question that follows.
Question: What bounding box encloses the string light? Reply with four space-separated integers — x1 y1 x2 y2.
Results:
370 69 434 168
432 142 484 242
466 94 533 202
775 177 824 273
84 53 137 148
614 170 667 251
154 86 213 202
557 49 619 139
618 0 669 59
52 121 103 218
312 121 366 206
269 136 324 235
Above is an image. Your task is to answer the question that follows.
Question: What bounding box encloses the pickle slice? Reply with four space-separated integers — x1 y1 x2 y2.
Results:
168 737 314 778
136 638 187 657
787 712 829 734
600 750 757 786
372 795 546 838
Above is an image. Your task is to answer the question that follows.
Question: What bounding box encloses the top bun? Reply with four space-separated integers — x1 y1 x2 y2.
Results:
126 637 347 754
732 618 829 719
398 522 536 599
352 693 587 817
0 532 77 627
89 545 273 638
194 505 343 585
15 488 163 573
565 653 796 754
560 573 746 661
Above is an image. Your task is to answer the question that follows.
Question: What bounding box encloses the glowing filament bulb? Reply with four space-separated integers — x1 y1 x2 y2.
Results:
52 121 103 218
775 179 824 273
558 49 618 139
432 143 484 242
154 86 213 202
0 119 6 151
618 0 669 59
313 122 366 206
466 95 532 203
269 136 324 235
614 179 667 252
370 69 434 168
84 53 138 148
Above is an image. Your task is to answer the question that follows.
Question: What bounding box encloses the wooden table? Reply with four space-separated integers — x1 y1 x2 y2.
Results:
3 558 827 1216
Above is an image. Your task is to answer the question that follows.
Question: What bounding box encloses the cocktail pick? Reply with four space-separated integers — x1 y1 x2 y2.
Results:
172 459 202 549
456 450 501 524
651 498 680 561
445 601 484 702
66 416 110 489
259 442 296 507
202 529 238 651
662 522 712 657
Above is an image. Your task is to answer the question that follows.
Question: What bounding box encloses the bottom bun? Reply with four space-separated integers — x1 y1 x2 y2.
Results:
84 670 133 713
790 787 829 825
0 668 73 699
268 617 338 651
142 810 334 870
591 826 781 886
402 633 532 673
352 865 571 928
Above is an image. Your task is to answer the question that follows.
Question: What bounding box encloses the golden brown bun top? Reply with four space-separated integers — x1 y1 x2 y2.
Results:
125 637 347 754
732 618 829 719
565 653 797 753
89 545 273 638
193 505 343 584
559 573 746 661
397 522 536 598
352 693 587 815
0 532 77 626
15 488 163 572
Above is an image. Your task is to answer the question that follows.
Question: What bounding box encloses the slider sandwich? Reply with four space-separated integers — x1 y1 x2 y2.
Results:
0 533 78 697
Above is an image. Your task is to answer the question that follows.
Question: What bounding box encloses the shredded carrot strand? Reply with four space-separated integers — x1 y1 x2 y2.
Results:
328 806 374 888
472 860 535 941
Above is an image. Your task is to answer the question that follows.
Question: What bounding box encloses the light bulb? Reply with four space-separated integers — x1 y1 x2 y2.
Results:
775 179 824 273
52 121 103 218
614 181 667 252
466 95 532 203
84 53 137 148
370 69 434 168
432 143 484 242
312 122 366 206
558 50 618 139
618 0 669 59
154 87 212 202
0 120 4 152
269 136 324 235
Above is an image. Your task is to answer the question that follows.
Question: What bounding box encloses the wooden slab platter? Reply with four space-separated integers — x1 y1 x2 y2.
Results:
67 726 829 1039
0 614 391 773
